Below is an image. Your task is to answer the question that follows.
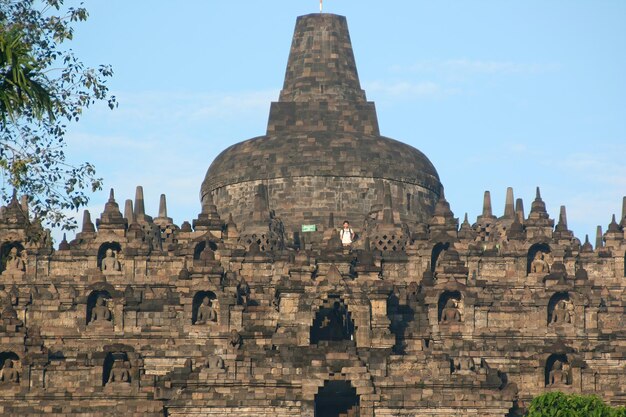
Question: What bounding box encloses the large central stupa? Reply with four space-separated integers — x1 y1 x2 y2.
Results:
202 14 442 233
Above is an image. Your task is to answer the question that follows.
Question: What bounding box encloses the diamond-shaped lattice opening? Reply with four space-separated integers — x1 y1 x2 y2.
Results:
259 234 277 252
239 234 272 252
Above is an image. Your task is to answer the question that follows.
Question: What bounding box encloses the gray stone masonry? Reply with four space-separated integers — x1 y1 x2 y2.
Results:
202 14 442 235
1 12 625 417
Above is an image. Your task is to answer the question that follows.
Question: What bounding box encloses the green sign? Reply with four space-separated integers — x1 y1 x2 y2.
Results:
301 224 317 232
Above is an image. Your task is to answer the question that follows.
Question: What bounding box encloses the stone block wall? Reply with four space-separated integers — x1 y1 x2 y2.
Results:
210 174 439 238
0 189 625 416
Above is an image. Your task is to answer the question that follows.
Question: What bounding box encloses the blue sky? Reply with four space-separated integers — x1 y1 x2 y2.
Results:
59 0 626 243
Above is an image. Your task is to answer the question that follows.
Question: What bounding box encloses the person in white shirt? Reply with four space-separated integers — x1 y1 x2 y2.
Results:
340 221 355 246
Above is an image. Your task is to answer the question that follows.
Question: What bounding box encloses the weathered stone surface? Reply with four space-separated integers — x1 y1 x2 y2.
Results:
0 11 624 417
202 14 442 234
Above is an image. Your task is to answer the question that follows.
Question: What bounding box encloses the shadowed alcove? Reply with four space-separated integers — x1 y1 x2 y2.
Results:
97 242 122 269
314 380 360 417
0 241 24 273
431 242 450 273
438 290 462 323
547 292 571 325
311 297 354 344
527 243 551 274
86 290 112 324
191 290 218 324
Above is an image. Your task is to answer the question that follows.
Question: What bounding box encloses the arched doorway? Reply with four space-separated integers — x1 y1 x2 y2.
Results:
431 242 450 273
545 353 570 387
103 351 131 386
193 240 218 260
86 290 113 325
315 380 359 417
527 243 551 274
0 241 25 273
97 242 122 269
191 290 218 325
547 292 572 325
438 290 463 323
311 297 354 344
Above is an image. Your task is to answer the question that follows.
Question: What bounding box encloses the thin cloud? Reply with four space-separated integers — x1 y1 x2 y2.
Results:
364 81 460 98
555 150 626 181
556 191 622 244
507 143 528 154
390 59 559 75
543 149 626 235
66 132 156 151
86 89 278 124
189 91 278 121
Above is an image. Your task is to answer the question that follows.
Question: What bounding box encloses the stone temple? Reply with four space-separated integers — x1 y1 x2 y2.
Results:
0 12 625 417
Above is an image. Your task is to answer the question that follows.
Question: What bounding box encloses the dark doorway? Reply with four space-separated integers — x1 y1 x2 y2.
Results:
431 242 450 272
103 351 130 386
96 242 122 269
193 240 218 260
547 292 570 325
437 290 462 322
0 351 20 369
86 290 112 324
311 298 354 344
545 353 569 387
191 290 217 324
315 380 360 417
0 241 24 273
527 243 551 274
